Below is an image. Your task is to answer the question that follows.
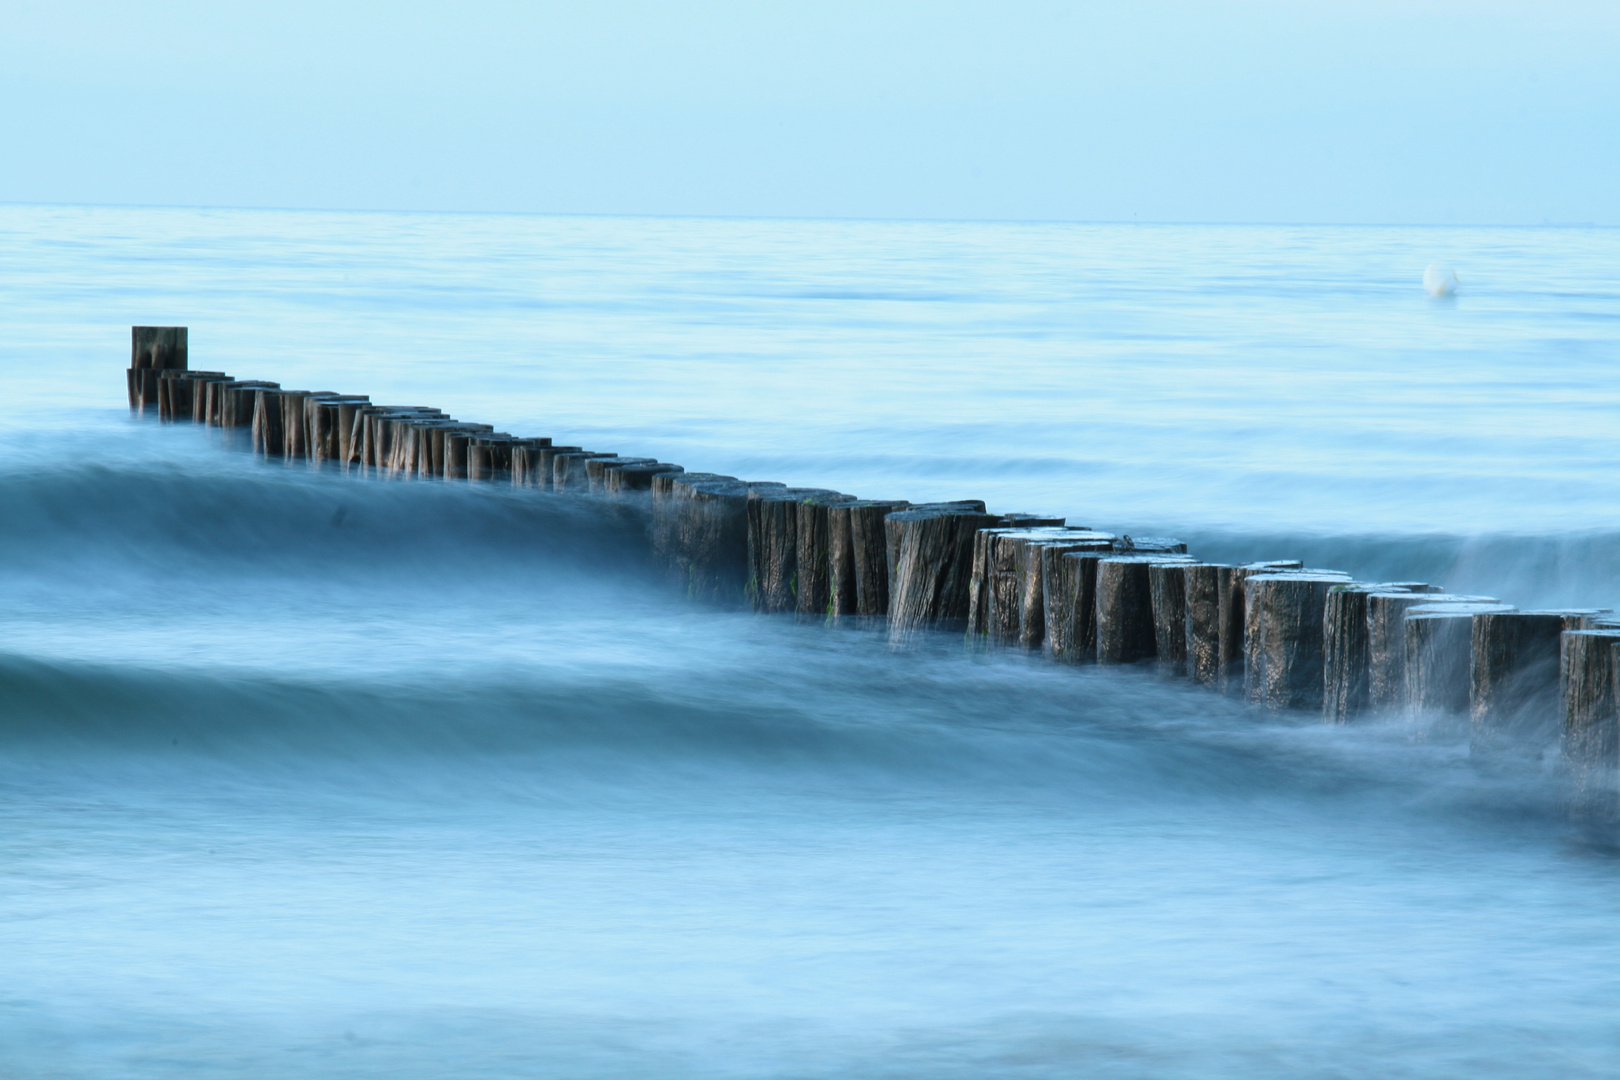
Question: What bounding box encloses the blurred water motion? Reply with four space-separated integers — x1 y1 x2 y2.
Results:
1 207 1619 1078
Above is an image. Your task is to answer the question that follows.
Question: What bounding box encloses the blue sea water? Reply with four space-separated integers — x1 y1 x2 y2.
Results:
1 204 1619 1077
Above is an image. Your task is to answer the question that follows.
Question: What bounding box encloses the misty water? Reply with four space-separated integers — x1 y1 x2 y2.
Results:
2 205 1619 1077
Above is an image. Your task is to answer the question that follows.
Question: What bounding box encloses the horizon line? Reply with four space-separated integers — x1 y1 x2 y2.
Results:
0 198 1609 231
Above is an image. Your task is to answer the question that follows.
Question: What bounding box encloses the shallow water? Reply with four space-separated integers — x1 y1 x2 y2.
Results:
1 206 1618 1077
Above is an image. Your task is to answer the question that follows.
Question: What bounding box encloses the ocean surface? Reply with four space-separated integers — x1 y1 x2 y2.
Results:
1 204 1618 1077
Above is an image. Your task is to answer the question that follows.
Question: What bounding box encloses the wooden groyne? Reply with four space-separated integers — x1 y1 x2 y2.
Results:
127 328 1620 827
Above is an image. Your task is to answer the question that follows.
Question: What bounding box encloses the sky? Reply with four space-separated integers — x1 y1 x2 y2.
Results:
2 0 1615 224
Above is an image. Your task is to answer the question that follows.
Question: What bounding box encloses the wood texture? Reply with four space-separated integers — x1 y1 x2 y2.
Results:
1560 631 1620 825
1471 611 1592 756
1366 592 1497 714
1183 564 1228 688
746 488 843 613
1216 561 1303 695
1096 556 1168 665
1243 571 1351 711
826 500 909 619
1321 583 1434 723
1405 604 1515 733
1148 561 1191 677
795 494 862 618
884 502 995 637
129 327 187 410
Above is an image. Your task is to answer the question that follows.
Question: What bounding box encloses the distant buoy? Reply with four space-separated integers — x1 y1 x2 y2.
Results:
1424 262 1459 297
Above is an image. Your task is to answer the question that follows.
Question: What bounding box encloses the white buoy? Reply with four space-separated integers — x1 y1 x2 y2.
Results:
1424 262 1459 297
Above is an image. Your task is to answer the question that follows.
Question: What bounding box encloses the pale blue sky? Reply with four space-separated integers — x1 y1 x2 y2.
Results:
3 1 1615 223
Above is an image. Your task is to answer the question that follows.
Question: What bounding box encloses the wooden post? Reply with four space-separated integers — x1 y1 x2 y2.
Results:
1096 556 1179 664
1472 611 1598 756
1018 533 1111 650
966 519 1066 637
1026 536 1113 653
654 472 735 586
885 502 995 637
1243 571 1352 711
535 446 584 491
308 397 369 463
443 430 475 479
796 494 862 618
252 389 286 456
1366 592 1497 714
587 456 656 494
128 327 188 412
605 462 683 496
160 370 224 423
1040 541 1116 661
157 369 216 422
1321 583 1436 723
671 478 782 606
220 381 278 428
511 439 555 487
827 500 909 619
1052 551 1119 664
1215 561 1303 694
1405 603 1517 734
1560 630 1620 825
1149 561 1192 677
1183 564 1229 688
981 528 1064 643
553 451 617 492
188 375 229 424
746 488 844 613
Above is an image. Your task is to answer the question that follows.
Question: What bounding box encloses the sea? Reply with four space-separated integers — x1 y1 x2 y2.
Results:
1 204 1618 1077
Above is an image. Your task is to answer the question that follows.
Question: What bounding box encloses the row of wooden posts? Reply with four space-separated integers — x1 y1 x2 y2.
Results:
128 327 1620 824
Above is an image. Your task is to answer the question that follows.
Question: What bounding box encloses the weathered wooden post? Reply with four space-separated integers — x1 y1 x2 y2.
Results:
443 430 474 479
1366 592 1498 713
251 389 287 456
553 451 617 492
158 369 216 422
128 327 188 413
1471 611 1598 756
672 478 783 605
1039 540 1115 661
278 392 320 457
885 502 995 638
1182 564 1229 688
1024 535 1113 652
1096 556 1165 665
994 529 1087 646
1149 561 1191 677
1560 630 1620 826
220 381 278 428
978 528 1064 643
825 500 909 619
1405 602 1517 735
1321 583 1436 723
606 462 683 496
533 446 583 490
1243 571 1352 710
1216 561 1303 694
745 488 844 613
188 375 230 423
160 370 224 423
796 494 862 618
967 521 1065 637
510 439 554 486
653 472 734 585
1095 554 1193 665
307 397 369 463
1051 551 1119 664
587 456 656 494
